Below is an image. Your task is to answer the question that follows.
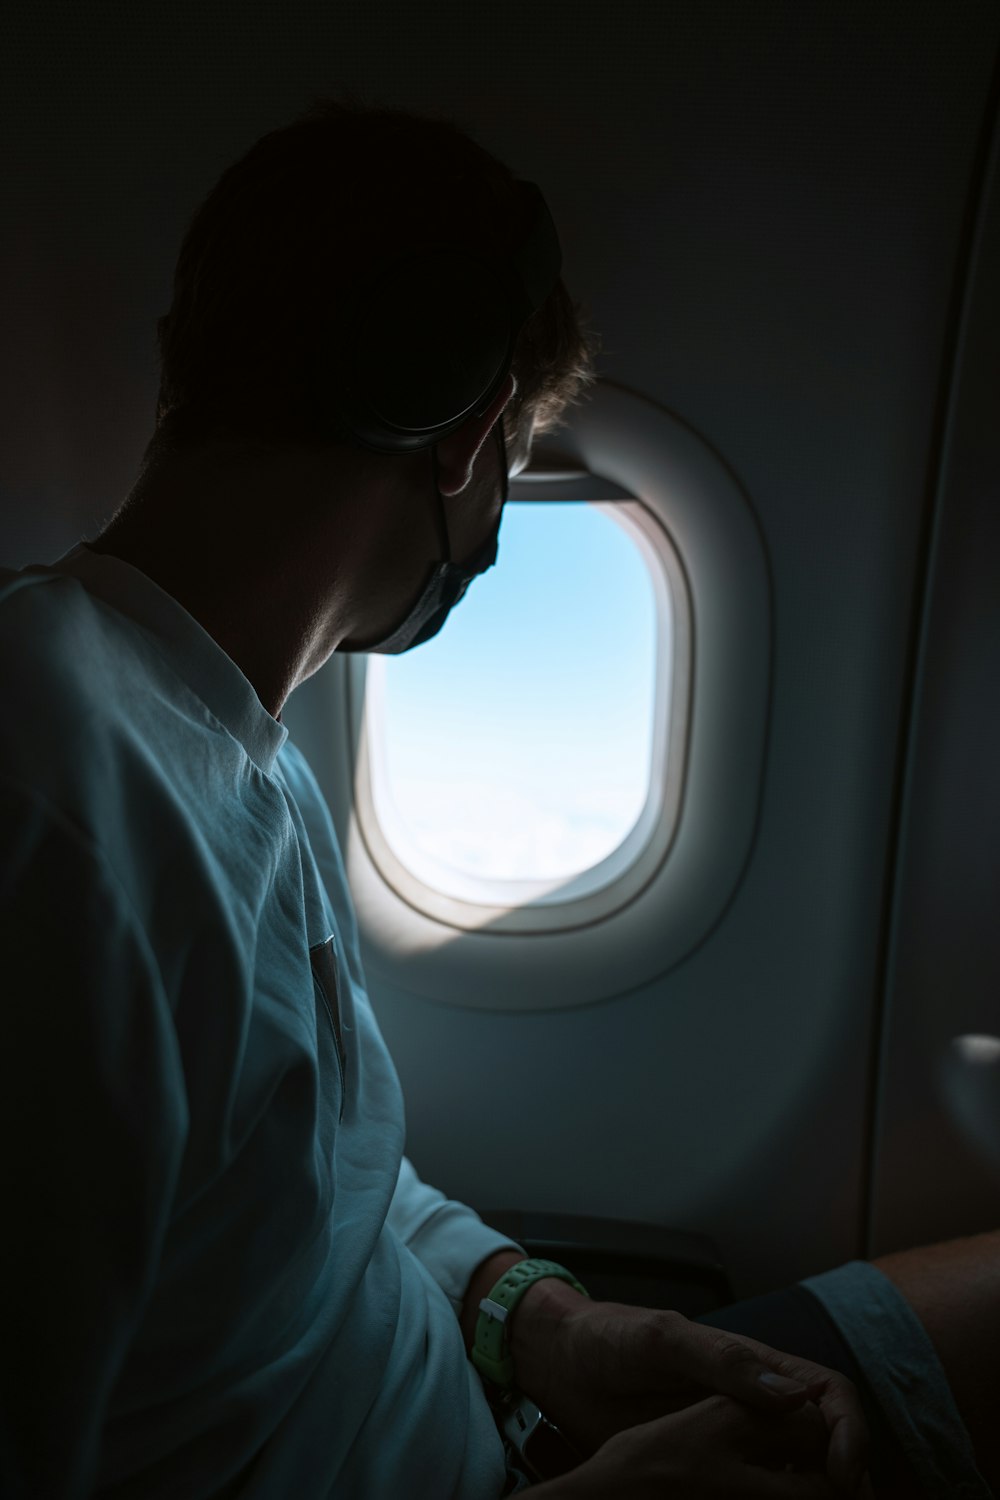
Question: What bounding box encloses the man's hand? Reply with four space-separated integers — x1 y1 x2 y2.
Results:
530 1394 875 1499
510 1283 871 1497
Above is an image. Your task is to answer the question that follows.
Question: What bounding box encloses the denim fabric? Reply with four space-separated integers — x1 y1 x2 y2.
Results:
801 1260 993 1499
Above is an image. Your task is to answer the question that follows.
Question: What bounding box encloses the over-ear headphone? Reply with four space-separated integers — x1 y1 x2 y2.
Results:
320 180 562 455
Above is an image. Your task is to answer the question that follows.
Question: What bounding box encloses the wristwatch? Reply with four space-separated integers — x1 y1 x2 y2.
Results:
471 1256 589 1389
495 1387 584 1483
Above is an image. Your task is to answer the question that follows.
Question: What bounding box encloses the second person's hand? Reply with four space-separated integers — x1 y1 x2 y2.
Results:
529 1393 876 1499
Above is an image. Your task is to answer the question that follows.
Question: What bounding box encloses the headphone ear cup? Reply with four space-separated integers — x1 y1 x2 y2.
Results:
350 252 512 434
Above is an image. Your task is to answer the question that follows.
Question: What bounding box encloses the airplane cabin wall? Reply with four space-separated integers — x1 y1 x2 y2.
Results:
869 83 1000 1259
2 1 998 1298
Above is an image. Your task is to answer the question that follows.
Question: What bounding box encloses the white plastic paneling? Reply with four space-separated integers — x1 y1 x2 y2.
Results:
869 79 1000 1255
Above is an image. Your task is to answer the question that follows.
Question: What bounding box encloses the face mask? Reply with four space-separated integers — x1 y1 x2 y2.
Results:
353 421 509 656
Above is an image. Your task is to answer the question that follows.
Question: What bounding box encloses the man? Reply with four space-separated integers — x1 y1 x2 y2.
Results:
1 97 996 1499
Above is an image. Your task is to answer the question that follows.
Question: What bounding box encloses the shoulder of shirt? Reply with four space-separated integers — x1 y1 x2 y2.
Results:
0 563 200 833
1 560 113 646
0 563 141 717
0 561 78 612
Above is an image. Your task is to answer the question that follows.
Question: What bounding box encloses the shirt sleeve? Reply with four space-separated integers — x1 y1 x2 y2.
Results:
0 783 189 1500
387 1156 524 1317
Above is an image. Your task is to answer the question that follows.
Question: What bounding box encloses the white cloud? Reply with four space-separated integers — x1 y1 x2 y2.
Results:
390 777 639 880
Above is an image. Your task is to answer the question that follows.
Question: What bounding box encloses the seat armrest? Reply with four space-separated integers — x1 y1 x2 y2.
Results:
475 1209 732 1318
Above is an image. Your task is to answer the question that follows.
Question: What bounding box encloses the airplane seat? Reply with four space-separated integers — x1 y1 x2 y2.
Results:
476 1209 732 1318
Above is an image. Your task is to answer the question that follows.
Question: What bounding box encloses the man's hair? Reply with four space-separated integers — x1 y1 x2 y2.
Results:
148 95 601 462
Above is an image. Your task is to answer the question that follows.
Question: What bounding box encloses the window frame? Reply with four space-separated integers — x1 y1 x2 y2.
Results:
350 492 690 933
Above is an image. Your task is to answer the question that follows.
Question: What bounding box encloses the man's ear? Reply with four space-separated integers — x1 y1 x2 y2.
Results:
434 374 516 497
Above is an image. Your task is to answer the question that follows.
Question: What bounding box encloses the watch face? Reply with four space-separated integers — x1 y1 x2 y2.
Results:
500 1395 582 1482
520 1415 582 1482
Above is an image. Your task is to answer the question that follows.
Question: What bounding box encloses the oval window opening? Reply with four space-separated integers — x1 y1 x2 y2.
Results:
365 500 661 902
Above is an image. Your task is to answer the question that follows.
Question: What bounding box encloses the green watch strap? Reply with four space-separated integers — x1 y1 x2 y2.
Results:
471 1257 589 1389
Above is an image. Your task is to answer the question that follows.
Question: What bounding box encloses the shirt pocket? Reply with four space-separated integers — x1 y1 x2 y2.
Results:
309 935 347 1124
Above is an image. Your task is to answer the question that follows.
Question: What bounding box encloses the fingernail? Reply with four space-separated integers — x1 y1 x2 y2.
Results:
758 1371 808 1395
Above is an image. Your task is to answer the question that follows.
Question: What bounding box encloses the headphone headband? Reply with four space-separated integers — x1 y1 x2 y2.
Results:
319 179 562 455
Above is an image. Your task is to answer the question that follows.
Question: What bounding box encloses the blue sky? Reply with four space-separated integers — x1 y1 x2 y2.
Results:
369 500 662 883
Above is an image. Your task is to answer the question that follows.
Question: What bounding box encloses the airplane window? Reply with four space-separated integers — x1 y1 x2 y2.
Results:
364 500 661 903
